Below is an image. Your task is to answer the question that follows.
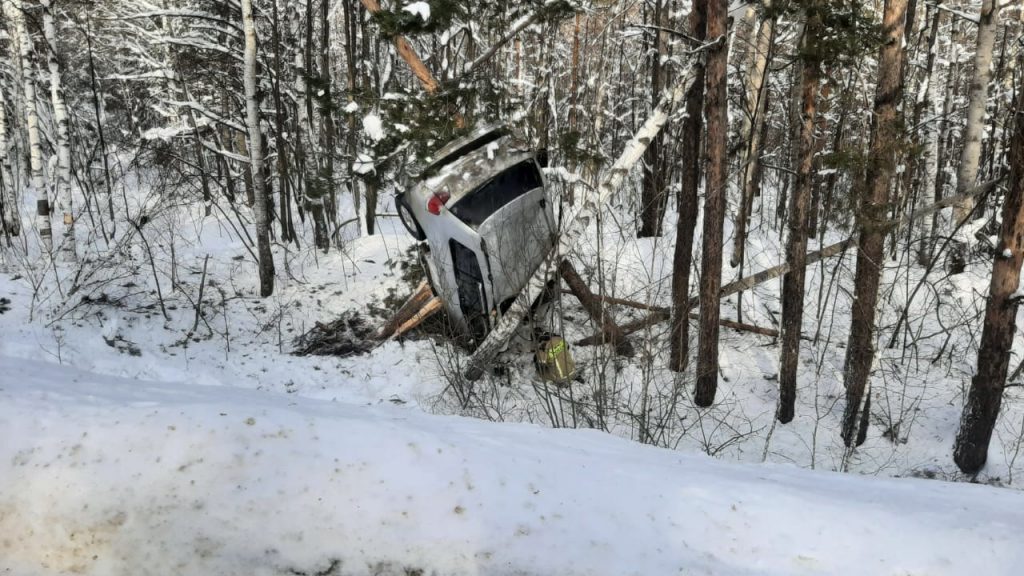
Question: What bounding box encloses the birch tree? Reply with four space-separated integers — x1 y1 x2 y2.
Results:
730 1 775 270
41 0 74 262
952 0 1001 230
5 0 50 253
241 0 274 296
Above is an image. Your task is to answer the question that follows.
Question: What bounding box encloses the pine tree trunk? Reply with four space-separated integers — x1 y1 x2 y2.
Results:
841 0 909 447
953 72 1024 474
270 0 296 244
779 6 822 424
293 4 328 250
84 13 114 239
638 0 666 238
241 0 274 297
953 0 1001 225
320 0 336 229
695 0 729 406
669 0 707 373
0 72 19 236
910 6 943 263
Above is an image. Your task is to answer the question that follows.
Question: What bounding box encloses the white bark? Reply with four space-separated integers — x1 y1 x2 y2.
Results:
241 0 274 296
464 68 698 380
954 0 1001 225
6 0 50 252
10 0 49 251
41 0 75 261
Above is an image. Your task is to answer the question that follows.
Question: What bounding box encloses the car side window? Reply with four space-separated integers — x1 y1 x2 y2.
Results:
449 161 543 227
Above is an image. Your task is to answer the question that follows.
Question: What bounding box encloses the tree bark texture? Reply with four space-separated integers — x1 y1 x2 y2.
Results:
695 0 730 407
7 0 51 253
841 0 909 447
779 6 822 424
42 0 74 261
953 73 1024 474
241 0 275 296
639 0 666 238
669 0 707 372
953 0 1001 225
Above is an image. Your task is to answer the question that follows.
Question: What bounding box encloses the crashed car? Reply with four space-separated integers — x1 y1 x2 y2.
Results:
396 125 556 345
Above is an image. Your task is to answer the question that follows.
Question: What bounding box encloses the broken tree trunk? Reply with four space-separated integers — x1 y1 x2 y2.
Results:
392 296 442 339
596 182 1002 342
559 261 634 356
375 279 434 340
576 307 778 346
463 65 701 381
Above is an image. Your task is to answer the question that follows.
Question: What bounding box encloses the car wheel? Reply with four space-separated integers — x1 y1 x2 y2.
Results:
396 193 426 241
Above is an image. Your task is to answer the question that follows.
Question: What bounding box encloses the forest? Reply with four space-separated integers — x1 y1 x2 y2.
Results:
2 0 1024 488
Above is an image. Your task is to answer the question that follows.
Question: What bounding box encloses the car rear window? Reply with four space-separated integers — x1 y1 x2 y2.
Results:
449 161 543 227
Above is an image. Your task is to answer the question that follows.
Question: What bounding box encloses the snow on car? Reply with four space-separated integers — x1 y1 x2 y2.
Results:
395 125 555 345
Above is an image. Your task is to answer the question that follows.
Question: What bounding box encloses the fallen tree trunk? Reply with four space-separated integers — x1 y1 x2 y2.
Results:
392 296 442 339
559 261 634 356
576 310 778 346
578 180 1004 342
375 280 433 340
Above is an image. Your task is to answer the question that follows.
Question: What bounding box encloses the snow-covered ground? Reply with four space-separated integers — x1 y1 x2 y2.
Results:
3 356 1023 576
2 155 1024 574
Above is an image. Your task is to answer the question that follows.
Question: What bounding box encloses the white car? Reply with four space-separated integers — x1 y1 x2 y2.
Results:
396 125 556 345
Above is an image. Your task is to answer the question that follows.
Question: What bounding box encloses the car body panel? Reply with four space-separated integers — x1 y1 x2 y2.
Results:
399 128 555 343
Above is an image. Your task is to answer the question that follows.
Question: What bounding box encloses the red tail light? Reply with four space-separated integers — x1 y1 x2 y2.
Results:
427 190 451 215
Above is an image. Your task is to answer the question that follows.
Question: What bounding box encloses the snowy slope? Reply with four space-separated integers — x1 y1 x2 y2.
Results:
2 358 1022 576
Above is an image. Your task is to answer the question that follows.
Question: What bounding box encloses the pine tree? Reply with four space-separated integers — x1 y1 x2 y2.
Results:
953 71 1024 473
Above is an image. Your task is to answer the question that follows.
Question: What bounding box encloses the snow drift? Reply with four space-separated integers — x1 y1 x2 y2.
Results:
1 357 1022 576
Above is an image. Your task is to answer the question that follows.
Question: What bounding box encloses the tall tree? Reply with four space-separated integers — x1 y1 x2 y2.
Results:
779 1 823 424
0 72 18 237
953 74 1024 473
669 0 707 372
695 0 729 406
41 0 74 262
952 0 1001 227
241 0 274 296
293 2 329 250
841 0 909 446
730 2 775 269
5 0 51 253
638 0 666 238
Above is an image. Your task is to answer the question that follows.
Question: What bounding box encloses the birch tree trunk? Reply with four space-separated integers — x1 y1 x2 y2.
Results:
730 4 775 269
953 73 1024 473
7 0 51 253
669 0 707 373
695 0 730 407
779 4 822 424
841 0 909 447
241 0 274 297
953 0 1001 225
41 0 74 261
